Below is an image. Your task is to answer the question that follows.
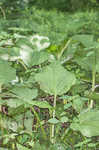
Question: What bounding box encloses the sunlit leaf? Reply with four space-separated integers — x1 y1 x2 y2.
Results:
60 116 68 123
72 34 94 47
48 118 60 124
28 51 49 67
17 143 30 150
28 100 52 110
71 110 99 137
35 61 76 95
11 86 38 101
0 60 16 84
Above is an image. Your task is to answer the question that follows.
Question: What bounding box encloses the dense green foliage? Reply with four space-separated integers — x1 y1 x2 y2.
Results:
0 0 99 150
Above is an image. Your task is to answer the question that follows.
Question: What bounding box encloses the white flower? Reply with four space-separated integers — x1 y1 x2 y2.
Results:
5 39 13 45
29 35 50 51
11 76 19 85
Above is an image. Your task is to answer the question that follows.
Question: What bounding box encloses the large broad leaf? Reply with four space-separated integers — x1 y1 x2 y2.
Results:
8 104 25 116
48 118 60 124
0 60 16 84
7 98 52 110
72 34 94 47
80 49 99 72
35 61 76 95
6 99 24 108
14 35 50 66
11 86 38 101
17 47 49 67
27 51 49 67
71 110 99 137
73 37 99 72
29 100 52 110
73 97 84 113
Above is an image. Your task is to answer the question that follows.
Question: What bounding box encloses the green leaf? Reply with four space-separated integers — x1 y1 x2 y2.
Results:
88 143 98 148
24 111 33 132
85 91 99 104
0 116 18 132
48 118 60 124
79 121 99 137
50 143 66 150
35 61 76 95
17 143 30 150
28 51 49 67
11 86 38 101
19 45 33 66
64 102 72 110
0 99 6 105
72 34 94 47
33 142 46 150
74 139 91 148
60 116 68 123
8 104 25 116
73 97 84 113
7 98 52 110
71 110 99 137
74 44 99 72
7 99 24 108
84 49 99 72
28 101 52 110
0 60 16 84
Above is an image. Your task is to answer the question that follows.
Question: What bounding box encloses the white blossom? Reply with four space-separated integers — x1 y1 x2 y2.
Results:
29 35 50 51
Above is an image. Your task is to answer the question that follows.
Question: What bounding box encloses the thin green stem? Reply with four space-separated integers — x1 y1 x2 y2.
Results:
31 107 47 140
57 39 71 59
18 59 28 70
92 70 96 92
0 6 6 19
51 94 57 143
90 69 96 108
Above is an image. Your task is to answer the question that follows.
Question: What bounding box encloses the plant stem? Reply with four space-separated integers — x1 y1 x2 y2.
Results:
0 6 6 19
12 143 15 150
57 39 71 59
90 69 96 108
51 94 57 143
18 59 28 70
92 70 96 92
31 107 47 140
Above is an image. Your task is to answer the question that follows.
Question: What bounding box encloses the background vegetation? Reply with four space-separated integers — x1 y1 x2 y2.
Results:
0 0 99 150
